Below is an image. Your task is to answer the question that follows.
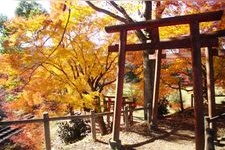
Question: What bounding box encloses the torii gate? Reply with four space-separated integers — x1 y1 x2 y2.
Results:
105 10 224 150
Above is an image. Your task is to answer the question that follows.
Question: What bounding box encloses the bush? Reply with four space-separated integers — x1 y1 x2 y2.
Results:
57 117 90 144
158 98 169 119
221 101 225 105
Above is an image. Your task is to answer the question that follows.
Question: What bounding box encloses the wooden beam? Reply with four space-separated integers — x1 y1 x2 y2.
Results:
108 37 218 52
190 21 205 150
105 10 223 33
203 29 225 38
149 49 219 59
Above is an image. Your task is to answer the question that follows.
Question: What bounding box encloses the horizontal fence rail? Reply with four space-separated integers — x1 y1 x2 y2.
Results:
207 113 225 122
0 114 34 144
0 106 147 150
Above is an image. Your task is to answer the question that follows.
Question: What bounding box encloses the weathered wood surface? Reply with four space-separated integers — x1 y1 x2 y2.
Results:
205 47 216 131
108 36 219 53
105 10 223 33
104 10 224 150
190 20 205 150
149 49 222 59
43 113 51 150
111 30 127 144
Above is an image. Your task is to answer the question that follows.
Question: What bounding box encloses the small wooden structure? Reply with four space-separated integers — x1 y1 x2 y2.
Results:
104 96 136 112
105 10 224 150
104 96 136 124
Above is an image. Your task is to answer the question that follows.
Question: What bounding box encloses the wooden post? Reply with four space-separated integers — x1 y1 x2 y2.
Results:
143 0 153 123
204 116 215 150
190 21 205 150
124 106 129 131
90 110 96 142
151 49 162 128
107 111 110 128
205 47 216 129
43 112 51 150
191 94 194 108
107 97 111 128
151 27 161 128
110 30 127 149
178 80 184 112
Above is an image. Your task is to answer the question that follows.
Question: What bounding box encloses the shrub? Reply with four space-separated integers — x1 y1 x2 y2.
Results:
57 117 90 144
157 97 169 119
221 101 225 105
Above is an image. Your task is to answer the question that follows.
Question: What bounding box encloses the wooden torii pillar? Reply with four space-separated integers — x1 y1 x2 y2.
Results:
204 31 225 134
105 10 223 150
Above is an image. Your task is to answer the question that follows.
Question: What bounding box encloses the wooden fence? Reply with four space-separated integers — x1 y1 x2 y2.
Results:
191 94 225 107
204 113 225 150
0 106 145 150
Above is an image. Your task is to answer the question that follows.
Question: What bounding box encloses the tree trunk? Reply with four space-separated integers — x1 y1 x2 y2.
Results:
94 96 107 135
178 80 184 112
96 115 107 135
143 1 155 122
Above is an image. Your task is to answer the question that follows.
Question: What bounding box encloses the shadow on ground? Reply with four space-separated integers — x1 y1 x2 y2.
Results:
95 106 225 150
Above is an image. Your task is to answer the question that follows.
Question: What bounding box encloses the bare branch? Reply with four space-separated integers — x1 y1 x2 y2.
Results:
86 1 147 41
47 6 71 58
86 1 127 23
109 1 133 22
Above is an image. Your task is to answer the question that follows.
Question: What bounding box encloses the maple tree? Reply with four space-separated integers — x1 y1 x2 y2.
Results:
158 1 225 104
0 1 119 137
1 0 223 119
0 1 224 148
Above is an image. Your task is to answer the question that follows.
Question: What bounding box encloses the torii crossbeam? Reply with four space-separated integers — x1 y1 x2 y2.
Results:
105 10 224 150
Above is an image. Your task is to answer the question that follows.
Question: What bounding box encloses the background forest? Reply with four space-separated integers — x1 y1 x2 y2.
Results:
0 1 225 149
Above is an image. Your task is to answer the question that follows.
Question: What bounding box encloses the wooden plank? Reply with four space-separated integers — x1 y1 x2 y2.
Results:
105 10 223 33
190 21 205 150
151 50 162 127
0 114 95 125
108 37 218 52
205 47 216 133
111 30 127 146
0 128 22 144
215 95 225 97
0 118 43 125
149 49 219 59
202 29 225 38
151 27 161 128
209 113 225 122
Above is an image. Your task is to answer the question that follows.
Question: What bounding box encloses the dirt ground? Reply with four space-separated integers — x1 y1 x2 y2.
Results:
52 107 225 150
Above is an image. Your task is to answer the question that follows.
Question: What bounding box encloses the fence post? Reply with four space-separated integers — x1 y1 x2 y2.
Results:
204 116 215 150
91 110 96 142
191 94 194 108
124 106 129 131
43 112 51 150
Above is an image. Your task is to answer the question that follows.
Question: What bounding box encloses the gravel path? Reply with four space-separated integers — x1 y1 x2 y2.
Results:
52 108 225 150
52 121 225 150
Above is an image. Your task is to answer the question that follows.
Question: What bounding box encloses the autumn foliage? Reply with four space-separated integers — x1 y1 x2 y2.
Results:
2 2 118 115
0 1 224 149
